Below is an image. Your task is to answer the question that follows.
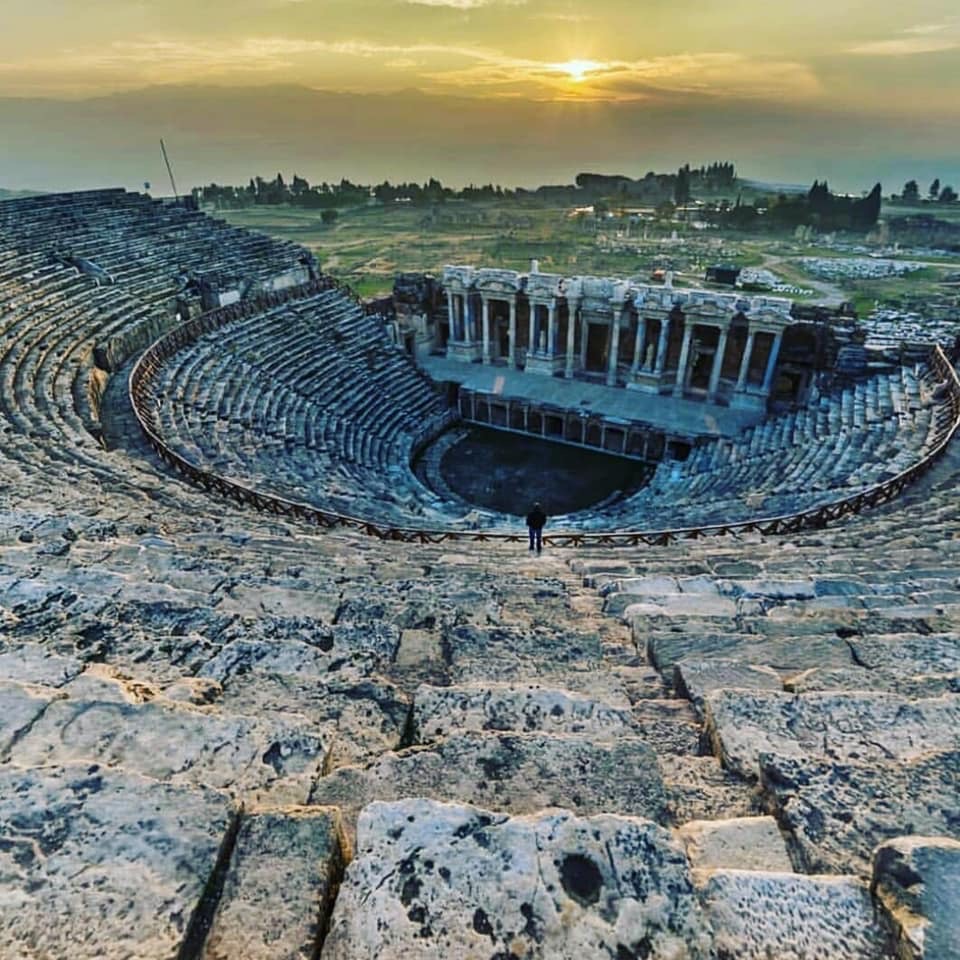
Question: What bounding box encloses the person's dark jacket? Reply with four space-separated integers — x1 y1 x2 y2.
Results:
526 507 547 530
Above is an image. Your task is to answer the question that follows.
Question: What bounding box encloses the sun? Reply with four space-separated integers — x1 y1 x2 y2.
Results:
554 59 603 83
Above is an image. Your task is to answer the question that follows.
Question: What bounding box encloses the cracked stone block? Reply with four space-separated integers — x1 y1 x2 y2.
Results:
411 683 638 744
872 835 960 960
0 762 231 960
8 693 329 803
322 798 711 959
310 731 670 844
705 690 960 780
676 816 793 873
697 869 893 960
760 750 960 875
673 658 782 718
0 679 65 755
203 806 346 960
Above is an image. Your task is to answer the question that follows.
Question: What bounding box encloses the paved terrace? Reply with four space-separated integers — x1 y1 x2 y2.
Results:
421 354 764 440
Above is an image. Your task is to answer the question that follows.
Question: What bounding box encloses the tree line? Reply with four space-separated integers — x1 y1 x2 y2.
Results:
898 178 957 205
193 162 740 212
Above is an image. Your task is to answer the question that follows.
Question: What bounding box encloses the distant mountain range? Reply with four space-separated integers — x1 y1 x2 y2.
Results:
0 83 955 196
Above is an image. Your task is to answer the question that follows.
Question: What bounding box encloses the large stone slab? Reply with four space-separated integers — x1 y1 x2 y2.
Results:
697 870 892 960
411 683 638 744
203 807 346 960
198 629 400 684
0 640 84 688
309 732 670 842
673 658 782 718
9 693 329 803
214 672 410 768
322 799 711 959
705 690 960 780
644 628 855 678
760 750 960 875
786 666 960 697
0 679 64 755
0 763 232 960
848 634 960 674
872 836 960 960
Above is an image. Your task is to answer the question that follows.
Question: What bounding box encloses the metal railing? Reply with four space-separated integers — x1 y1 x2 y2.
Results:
130 287 960 548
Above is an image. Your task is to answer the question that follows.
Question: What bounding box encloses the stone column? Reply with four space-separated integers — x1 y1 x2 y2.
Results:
528 304 536 357
736 326 756 390
481 297 491 364
447 290 455 340
632 316 647 373
464 295 474 344
547 302 557 356
565 299 579 378
762 330 784 393
707 324 730 402
673 319 693 397
508 297 517 367
654 317 670 375
580 316 589 369
606 312 622 386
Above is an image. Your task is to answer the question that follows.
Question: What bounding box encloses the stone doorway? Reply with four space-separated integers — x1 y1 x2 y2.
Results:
586 323 608 373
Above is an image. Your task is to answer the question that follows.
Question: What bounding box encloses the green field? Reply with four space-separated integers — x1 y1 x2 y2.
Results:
219 200 960 309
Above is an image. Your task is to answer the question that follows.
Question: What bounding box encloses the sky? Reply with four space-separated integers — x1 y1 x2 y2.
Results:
0 1 958 192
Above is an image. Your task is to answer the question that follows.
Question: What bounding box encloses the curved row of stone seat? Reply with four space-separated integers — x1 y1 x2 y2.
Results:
138 286 472 525
0 189 307 304
578 362 954 531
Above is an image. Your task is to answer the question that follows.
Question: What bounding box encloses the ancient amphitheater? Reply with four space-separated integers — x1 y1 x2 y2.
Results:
0 189 958 959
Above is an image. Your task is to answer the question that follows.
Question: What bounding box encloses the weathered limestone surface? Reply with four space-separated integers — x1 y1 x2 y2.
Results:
673 658 782 718
0 640 84 688
214 672 410 769
8 689 329 803
697 870 894 960
322 799 711 959
871 836 960 960
644 626 856 677
676 816 793 872
705 690 960 780
786 667 960 697
204 807 346 960
411 682 638 744
0 763 231 960
310 732 670 841
0 679 64 754
760 751 960 874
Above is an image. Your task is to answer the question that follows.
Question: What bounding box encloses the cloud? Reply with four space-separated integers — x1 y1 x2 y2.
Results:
402 0 524 7
0 33 820 106
424 50 822 103
849 19 960 56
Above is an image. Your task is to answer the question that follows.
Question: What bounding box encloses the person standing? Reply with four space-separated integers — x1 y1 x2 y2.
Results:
526 502 547 555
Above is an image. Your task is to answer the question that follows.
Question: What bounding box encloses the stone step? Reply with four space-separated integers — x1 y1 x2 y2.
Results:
308 731 671 846
704 689 960 782
1 677 329 804
0 762 232 960
760 749 960 875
